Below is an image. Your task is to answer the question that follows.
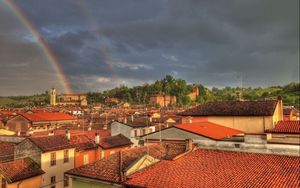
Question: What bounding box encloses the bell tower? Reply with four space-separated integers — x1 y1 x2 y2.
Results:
50 88 57 106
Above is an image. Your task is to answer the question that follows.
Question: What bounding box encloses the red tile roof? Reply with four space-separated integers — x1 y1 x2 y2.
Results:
0 111 17 116
31 129 110 138
125 149 300 188
66 143 187 184
0 157 44 183
0 141 15 162
69 134 98 151
29 135 75 152
99 134 133 149
180 100 278 116
19 112 75 122
265 121 300 134
175 122 243 140
28 134 96 152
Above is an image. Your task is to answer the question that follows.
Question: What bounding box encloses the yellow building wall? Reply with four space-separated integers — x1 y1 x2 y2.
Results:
41 149 75 188
206 101 283 133
7 175 42 188
207 116 274 133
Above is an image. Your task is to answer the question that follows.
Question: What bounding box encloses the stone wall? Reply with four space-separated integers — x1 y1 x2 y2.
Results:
14 139 42 165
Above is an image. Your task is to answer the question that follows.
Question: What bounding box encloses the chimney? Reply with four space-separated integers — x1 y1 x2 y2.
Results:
186 116 192 124
131 115 134 122
277 96 283 121
95 133 100 144
66 129 70 141
185 139 193 151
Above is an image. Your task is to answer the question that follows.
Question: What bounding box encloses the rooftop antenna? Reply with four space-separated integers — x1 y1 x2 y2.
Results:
145 102 149 156
240 73 243 100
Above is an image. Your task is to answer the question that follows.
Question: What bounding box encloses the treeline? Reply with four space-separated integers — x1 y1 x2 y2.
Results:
1 75 299 108
88 75 203 107
87 75 300 108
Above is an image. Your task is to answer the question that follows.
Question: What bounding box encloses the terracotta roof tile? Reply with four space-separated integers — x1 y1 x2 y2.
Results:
29 134 96 152
99 134 132 149
66 143 187 184
29 135 74 152
125 149 300 188
180 100 278 116
266 121 300 134
0 157 44 183
175 122 243 140
19 112 75 122
0 141 15 162
31 129 110 138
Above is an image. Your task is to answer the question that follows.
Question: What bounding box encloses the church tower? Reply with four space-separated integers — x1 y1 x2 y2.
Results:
50 88 57 106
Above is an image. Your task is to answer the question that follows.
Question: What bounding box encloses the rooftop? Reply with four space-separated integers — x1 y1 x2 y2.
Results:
283 107 299 115
179 100 278 116
66 143 187 184
265 121 300 134
0 157 45 183
99 134 133 149
0 141 15 162
28 134 96 152
19 112 75 122
125 148 300 188
175 122 243 140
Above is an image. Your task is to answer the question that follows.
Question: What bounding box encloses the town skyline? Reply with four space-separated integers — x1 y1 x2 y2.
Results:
0 0 299 96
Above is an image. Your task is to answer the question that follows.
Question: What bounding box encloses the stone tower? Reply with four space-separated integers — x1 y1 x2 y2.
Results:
50 88 57 106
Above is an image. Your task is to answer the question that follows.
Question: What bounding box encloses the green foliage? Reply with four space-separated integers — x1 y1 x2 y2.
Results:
1 77 299 108
0 94 49 108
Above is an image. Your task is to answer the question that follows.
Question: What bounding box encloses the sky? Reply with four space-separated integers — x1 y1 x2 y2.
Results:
0 0 299 96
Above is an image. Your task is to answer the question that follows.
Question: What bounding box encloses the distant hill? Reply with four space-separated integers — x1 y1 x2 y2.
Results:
0 94 49 108
87 75 300 108
0 75 299 108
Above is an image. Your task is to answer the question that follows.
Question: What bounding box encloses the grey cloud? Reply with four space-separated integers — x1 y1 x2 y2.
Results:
0 0 298 95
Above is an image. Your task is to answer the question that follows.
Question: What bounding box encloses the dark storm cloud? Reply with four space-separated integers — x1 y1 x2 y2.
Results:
0 0 298 95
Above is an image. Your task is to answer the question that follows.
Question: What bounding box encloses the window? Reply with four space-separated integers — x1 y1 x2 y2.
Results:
50 176 56 188
149 128 152 133
142 129 146 135
64 150 69 163
64 175 69 187
50 152 56 166
83 154 89 165
110 151 115 155
134 130 138 137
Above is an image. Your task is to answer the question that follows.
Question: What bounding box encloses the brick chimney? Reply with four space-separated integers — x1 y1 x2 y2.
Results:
95 133 100 144
66 129 70 141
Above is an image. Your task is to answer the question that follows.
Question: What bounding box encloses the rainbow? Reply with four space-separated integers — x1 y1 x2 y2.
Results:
4 0 73 94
